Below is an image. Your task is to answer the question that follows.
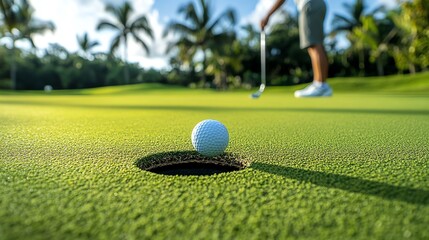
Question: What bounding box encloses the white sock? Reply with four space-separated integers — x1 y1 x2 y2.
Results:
313 81 323 88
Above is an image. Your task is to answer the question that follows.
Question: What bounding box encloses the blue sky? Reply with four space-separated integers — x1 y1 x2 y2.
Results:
154 0 397 33
24 0 398 69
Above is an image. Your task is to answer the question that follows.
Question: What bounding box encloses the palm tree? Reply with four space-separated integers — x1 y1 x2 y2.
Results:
0 0 55 89
97 1 153 84
77 32 100 59
330 0 384 73
165 0 236 86
206 32 242 89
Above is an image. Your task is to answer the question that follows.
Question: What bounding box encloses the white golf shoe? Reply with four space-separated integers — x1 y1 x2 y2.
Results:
294 83 333 98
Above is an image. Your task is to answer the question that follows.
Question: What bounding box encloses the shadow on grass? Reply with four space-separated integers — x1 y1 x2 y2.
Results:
252 162 429 205
1 100 429 116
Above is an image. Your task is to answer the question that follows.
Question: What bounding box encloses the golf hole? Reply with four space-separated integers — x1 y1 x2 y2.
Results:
135 151 250 176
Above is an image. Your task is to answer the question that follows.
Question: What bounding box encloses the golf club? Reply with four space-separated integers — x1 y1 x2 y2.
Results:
250 30 266 99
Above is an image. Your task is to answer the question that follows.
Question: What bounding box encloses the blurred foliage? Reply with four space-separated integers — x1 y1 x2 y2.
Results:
0 44 167 90
390 0 429 73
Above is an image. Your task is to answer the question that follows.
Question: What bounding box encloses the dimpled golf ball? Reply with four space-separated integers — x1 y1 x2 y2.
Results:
191 119 229 157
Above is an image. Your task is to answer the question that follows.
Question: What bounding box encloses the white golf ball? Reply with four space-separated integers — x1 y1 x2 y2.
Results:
191 119 229 157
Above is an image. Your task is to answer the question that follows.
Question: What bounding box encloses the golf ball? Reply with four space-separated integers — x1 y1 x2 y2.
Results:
191 119 229 157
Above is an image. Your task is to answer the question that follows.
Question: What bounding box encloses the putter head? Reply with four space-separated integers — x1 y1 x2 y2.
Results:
250 90 262 99
250 84 265 99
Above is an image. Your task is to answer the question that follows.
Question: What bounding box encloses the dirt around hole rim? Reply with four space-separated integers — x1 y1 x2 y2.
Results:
135 151 251 175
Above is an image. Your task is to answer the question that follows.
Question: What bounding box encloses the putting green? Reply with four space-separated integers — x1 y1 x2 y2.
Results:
1 73 428 239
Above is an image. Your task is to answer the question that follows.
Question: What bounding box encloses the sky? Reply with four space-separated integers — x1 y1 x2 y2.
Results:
24 0 398 70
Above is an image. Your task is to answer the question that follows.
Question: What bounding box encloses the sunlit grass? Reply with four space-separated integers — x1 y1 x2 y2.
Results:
0 73 428 239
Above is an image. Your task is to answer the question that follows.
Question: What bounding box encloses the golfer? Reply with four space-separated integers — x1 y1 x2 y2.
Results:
261 0 332 97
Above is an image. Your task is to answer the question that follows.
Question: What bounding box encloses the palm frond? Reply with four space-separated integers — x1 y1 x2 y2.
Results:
89 41 100 49
27 20 55 34
178 2 199 27
166 22 195 36
132 32 150 54
97 21 120 31
105 4 120 18
201 0 211 27
109 34 121 53
77 32 99 52
25 36 36 48
207 8 236 33
352 0 365 24
332 14 355 28
369 5 385 15
119 2 132 27
130 15 154 39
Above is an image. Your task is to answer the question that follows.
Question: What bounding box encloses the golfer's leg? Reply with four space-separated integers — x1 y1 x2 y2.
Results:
308 44 328 82
299 0 327 82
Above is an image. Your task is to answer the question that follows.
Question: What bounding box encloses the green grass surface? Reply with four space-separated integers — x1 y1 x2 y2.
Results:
1 73 428 239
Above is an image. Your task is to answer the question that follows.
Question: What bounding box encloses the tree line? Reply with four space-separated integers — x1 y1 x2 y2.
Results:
0 0 428 90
